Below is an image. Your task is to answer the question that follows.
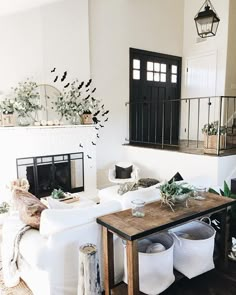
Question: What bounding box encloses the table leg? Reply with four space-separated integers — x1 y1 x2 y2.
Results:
102 227 114 294
219 208 229 269
126 240 139 295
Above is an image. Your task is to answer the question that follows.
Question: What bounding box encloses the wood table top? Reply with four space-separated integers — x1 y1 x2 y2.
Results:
97 193 236 240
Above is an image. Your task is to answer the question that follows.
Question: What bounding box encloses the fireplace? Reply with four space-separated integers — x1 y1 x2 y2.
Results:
16 152 84 198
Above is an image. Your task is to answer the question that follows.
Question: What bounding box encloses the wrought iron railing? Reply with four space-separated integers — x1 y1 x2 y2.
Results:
125 96 236 155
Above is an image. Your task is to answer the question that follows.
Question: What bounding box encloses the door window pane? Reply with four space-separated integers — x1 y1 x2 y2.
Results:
154 73 160 82
161 64 166 73
171 74 177 83
133 59 140 69
171 65 177 74
154 63 160 72
147 72 154 81
133 70 140 80
147 62 154 71
160 73 166 82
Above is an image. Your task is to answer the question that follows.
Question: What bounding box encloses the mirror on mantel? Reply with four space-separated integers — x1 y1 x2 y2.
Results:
0 0 90 125
37 84 61 122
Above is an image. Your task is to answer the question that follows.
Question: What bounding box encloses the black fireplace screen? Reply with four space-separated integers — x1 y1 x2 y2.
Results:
16 152 84 198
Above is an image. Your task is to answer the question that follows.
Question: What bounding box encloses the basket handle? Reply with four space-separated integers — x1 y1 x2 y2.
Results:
169 232 182 246
200 216 211 225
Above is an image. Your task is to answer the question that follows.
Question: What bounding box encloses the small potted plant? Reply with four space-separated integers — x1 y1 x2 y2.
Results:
159 181 194 211
13 79 42 126
0 98 15 126
51 188 66 199
0 201 10 223
202 121 226 153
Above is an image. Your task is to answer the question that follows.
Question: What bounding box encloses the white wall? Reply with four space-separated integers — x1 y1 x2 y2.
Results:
0 0 90 96
225 0 236 96
180 0 230 140
123 145 220 187
89 0 185 188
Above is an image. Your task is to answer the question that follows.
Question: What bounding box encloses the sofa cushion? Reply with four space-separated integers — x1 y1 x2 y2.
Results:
13 190 47 229
99 183 162 209
168 172 184 184
115 165 132 179
138 178 159 188
40 200 122 237
117 182 138 195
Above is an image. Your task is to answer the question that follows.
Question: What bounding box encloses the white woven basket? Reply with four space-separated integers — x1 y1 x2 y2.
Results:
123 232 175 295
170 220 216 279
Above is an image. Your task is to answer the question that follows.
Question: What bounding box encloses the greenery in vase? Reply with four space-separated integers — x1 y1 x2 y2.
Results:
0 98 15 114
51 188 66 199
202 120 226 136
13 80 42 120
53 78 101 121
0 202 10 214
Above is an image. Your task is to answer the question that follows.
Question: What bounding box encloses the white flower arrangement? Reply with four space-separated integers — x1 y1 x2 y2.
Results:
53 79 101 121
0 99 15 114
13 80 42 118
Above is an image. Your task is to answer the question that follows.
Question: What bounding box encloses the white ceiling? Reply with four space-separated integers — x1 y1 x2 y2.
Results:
0 0 62 16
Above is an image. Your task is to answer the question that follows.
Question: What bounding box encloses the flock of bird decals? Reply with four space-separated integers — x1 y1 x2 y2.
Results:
51 68 110 160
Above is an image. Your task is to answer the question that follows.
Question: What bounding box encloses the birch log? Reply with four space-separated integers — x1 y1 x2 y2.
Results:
78 243 102 295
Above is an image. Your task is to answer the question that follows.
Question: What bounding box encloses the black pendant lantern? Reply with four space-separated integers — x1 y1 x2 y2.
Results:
194 0 220 38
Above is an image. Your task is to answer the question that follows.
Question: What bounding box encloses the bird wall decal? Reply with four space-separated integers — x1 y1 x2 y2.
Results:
51 67 56 73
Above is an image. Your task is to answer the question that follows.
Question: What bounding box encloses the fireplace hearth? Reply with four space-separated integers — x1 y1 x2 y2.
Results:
16 152 84 198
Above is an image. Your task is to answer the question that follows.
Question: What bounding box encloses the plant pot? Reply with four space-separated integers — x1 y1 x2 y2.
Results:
1 113 15 127
17 114 32 126
70 114 81 125
81 113 93 125
204 134 225 154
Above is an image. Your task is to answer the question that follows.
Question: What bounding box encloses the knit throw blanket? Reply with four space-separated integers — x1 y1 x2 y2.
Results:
2 222 31 288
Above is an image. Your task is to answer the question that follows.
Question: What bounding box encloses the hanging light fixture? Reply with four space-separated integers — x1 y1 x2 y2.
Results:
194 0 220 38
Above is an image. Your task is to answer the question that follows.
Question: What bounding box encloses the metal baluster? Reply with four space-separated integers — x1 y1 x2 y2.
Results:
162 101 165 149
187 99 190 147
135 103 138 141
170 101 173 145
197 98 200 148
148 102 150 143
206 97 211 148
154 101 157 144
141 102 144 142
217 96 223 155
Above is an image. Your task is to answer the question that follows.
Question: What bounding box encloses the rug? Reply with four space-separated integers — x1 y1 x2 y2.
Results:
0 259 32 295
0 233 32 295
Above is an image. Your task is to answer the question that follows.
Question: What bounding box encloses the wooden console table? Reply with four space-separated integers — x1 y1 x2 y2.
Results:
97 193 236 295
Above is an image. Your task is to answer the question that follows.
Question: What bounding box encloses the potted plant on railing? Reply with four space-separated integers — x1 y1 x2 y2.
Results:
202 121 226 154
13 80 42 126
0 98 15 126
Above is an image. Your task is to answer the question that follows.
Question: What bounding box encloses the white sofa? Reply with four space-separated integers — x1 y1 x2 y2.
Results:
99 183 162 209
1 200 124 295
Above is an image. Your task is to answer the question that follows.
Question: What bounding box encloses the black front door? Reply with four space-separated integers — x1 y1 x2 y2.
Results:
130 48 182 145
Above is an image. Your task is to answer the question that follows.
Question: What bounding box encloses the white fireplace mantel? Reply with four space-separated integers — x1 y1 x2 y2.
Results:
0 125 97 202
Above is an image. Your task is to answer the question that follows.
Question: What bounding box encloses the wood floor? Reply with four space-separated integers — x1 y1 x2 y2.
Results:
112 261 236 295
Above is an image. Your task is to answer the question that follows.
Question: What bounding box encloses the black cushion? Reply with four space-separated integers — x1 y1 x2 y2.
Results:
115 165 133 179
168 172 183 184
